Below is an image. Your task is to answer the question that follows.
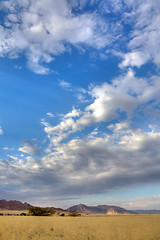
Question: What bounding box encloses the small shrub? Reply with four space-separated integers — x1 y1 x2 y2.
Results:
60 213 65 216
69 212 81 217
20 212 27 216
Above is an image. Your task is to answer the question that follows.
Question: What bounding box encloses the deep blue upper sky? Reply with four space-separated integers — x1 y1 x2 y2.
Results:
0 0 160 209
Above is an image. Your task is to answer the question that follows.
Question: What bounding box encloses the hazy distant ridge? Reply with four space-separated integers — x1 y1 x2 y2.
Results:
67 204 136 215
134 209 160 214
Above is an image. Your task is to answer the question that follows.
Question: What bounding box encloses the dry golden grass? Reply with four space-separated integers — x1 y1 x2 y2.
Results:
0 210 28 215
0 215 160 240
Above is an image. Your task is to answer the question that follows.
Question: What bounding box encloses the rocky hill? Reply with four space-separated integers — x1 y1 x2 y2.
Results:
0 199 67 214
67 204 136 215
0 199 33 210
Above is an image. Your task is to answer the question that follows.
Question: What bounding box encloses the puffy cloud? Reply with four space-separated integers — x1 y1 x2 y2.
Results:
18 139 40 156
120 0 160 68
41 107 81 145
0 0 114 73
63 107 81 119
79 70 160 127
0 0 159 73
119 51 150 68
44 69 160 145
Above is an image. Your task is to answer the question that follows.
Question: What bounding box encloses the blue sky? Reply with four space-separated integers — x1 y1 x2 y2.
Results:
0 0 160 209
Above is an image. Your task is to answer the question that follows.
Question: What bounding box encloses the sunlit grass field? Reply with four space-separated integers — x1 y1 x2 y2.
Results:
0 215 160 240
0 210 28 215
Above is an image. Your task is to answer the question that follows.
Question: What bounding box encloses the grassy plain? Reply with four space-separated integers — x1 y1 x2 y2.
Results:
0 210 28 215
0 214 160 240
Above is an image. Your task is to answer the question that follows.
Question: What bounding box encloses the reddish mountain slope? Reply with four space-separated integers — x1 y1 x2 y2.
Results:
0 199 33 210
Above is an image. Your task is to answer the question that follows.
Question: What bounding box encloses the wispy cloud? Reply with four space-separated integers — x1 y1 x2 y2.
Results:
119 0 160 68
2 147 14 151
46 113 55 118
0 126 4 135
18 139 41 156
0 0 114 74
0 0 159 74
59 80 72 91
58 79 88 102
121 195 160 210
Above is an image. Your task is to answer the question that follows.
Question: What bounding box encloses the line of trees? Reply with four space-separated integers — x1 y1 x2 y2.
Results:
0 212 27 216
0 208 81 217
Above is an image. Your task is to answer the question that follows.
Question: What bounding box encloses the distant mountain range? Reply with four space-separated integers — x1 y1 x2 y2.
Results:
66 204 136 215
134 209 160 214
0 200 160 214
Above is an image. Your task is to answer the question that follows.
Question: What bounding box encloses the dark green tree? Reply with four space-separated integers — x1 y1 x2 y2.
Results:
20 212 27 216
28 207 55 216
69 212 81 217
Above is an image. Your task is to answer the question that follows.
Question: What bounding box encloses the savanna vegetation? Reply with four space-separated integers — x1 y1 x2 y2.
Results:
0 214 160 240
28 206 56 216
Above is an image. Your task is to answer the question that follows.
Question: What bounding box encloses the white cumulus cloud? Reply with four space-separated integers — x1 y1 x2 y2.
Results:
120 0 160 68
0 0 113 74
43 69 160 146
